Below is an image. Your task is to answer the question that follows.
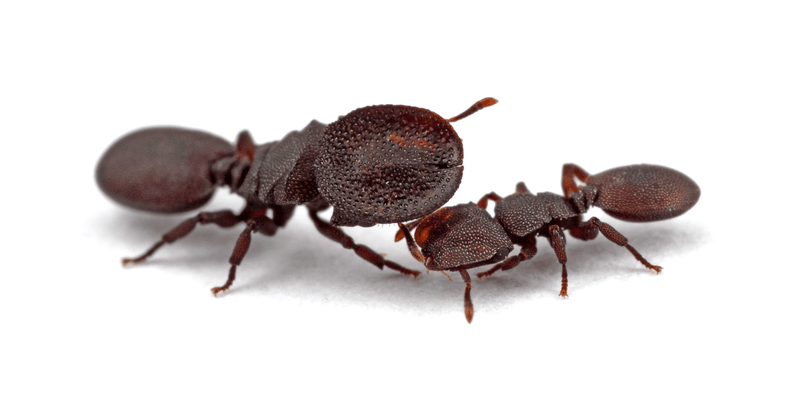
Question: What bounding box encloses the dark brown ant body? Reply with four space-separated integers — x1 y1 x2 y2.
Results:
397 163 701 322
96 98 497 295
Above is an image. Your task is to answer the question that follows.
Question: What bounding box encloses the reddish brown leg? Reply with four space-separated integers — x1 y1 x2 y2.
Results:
211 215 278 296
562 163 591 197
571 217 662 273
457 267 474 324
477 236 538 280
477 192 502 210
308 208 421 278
396 223 425 264
394 218 423 242
122 209 245 267
547 225 570 297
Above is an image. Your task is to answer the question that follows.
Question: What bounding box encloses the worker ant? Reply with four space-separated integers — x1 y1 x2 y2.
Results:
96 98 497 295
396 163 701 323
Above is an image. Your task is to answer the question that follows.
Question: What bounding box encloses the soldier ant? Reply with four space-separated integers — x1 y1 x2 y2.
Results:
396 163 701 323
96 98 497 295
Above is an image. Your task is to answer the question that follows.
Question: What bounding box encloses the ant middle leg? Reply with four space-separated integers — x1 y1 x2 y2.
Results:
212 214 279 296
547 225 570 297
308 208 422 278
570 217 662 273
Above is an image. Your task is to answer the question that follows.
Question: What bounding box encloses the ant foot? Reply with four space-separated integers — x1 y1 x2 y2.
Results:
559 289 569 298
476 271 494 280
210 287 229 297
121 258 143 267
650 265 663 274
400 269 422 279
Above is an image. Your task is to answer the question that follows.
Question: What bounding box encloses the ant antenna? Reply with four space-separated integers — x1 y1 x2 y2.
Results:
448 97 498 123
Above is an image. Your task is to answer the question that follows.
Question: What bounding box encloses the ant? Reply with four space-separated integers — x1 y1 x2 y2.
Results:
96 98 497 295
396 163 701 323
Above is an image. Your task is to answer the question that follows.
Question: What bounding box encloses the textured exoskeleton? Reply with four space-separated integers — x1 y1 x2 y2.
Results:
397 163 700 322
96 98 497 295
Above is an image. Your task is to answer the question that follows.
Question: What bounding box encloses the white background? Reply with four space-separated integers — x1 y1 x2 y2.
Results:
2 1 798 405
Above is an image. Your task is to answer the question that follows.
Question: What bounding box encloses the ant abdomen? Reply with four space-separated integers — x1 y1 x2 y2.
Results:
587 164 701 222
96 127 235 213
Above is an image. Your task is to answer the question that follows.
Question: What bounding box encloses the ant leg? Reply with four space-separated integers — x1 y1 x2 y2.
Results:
572 217 663 273
308 208 422 278
396 223 425 265
122 209 253 267
212 214 278 296
547 225 570 297
457 267 474 324
394 218 423 242
477 192 502 210
562 164 591 197
477 237 537 280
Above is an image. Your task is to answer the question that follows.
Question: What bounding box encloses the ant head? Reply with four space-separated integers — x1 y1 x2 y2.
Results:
315 104 464 227
413 204 513 270
96 127 235 213
587 164 701 222
315 98 497 227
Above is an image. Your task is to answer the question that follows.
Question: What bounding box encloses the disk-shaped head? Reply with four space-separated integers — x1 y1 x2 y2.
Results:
587 164 701 222
412 203 513 271
315 104 464 226
96 127 234 213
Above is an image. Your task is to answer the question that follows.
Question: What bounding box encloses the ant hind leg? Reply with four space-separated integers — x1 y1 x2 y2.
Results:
122 209 249 267
571 217 662 273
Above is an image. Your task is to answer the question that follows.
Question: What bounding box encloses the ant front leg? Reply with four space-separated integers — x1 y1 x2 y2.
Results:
122 208 256 267
212 214 279 296
547 225 570 297
570 217 662 273
394 218 423 242
477 236 537 280
308 208 421 278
